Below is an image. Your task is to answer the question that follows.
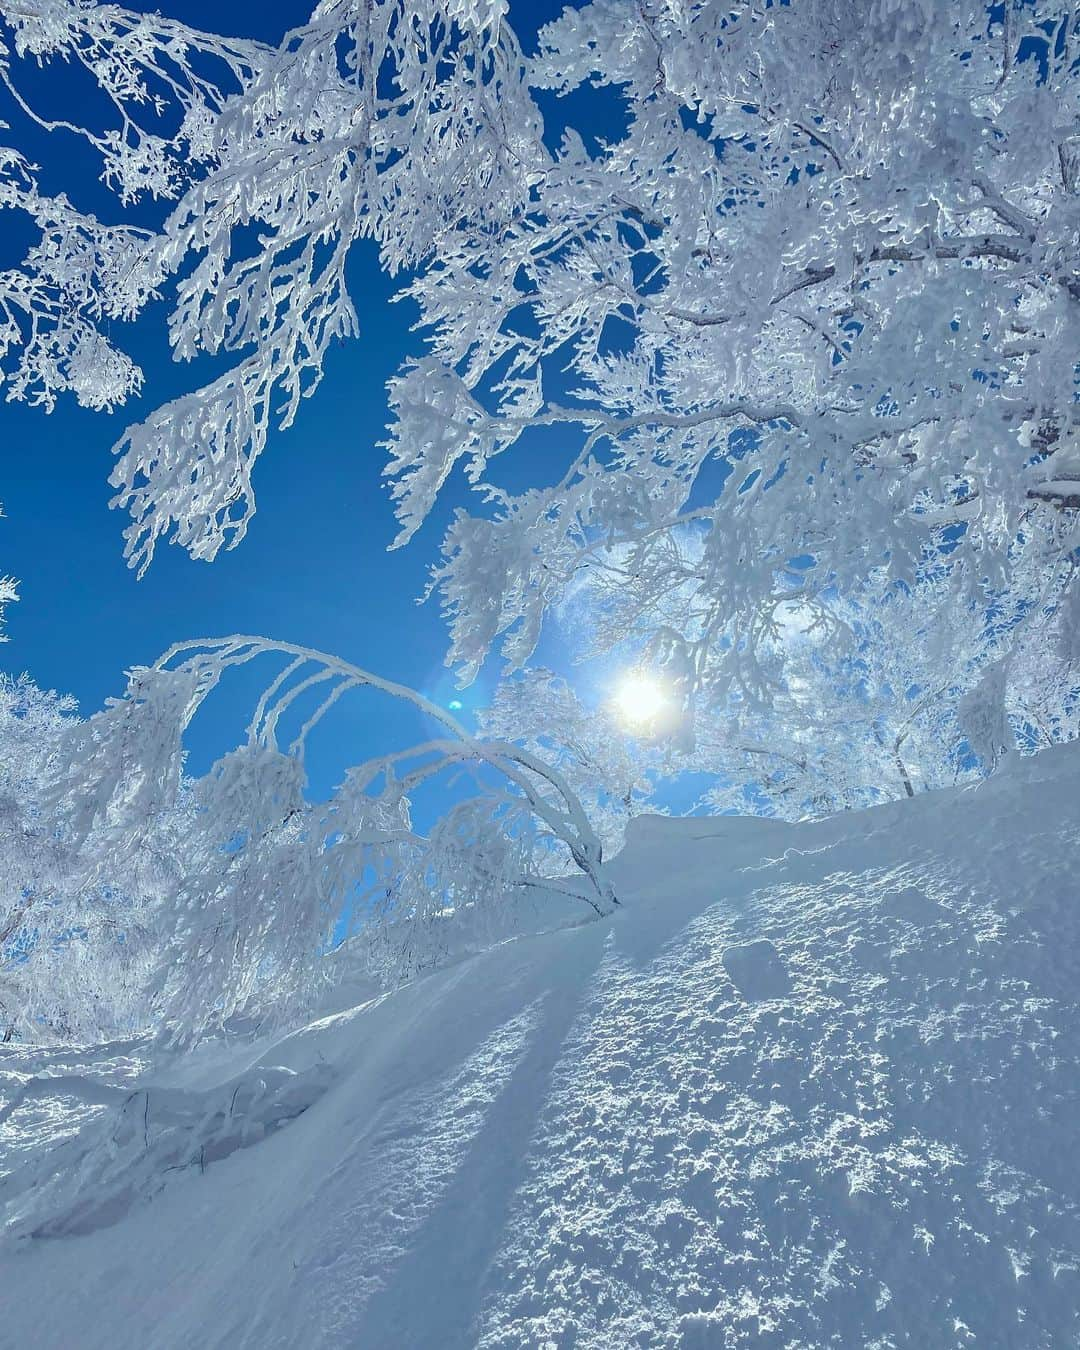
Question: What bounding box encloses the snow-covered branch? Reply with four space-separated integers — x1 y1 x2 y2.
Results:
42 636 615 1044
0 0 1076 739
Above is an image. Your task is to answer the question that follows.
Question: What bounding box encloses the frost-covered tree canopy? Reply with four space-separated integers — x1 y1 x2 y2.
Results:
0 0 1079 1038
0 638 619 1045
0 675 167 1043
1 1 1076 628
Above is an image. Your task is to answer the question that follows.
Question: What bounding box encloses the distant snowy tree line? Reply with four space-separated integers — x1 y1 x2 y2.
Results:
0 0 1078 1040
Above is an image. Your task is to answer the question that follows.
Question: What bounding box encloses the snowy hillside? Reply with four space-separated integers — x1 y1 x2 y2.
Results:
3 744 1080 1349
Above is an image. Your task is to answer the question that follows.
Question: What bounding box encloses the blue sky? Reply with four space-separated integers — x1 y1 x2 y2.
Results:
0 0 589 797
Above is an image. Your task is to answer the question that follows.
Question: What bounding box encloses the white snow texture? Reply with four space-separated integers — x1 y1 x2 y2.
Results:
2 743 1079 1348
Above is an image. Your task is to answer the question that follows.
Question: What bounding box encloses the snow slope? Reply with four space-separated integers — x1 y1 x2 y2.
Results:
2 745 1080 1348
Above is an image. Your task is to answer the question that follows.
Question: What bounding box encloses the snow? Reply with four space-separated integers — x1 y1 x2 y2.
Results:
2 744 1080 1348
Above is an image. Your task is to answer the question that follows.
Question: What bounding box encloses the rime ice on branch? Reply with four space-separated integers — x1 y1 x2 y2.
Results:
43 637 615 1044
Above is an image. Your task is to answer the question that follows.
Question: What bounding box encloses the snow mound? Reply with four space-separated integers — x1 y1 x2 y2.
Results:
1 1061 335 1241
2 745 1080 1348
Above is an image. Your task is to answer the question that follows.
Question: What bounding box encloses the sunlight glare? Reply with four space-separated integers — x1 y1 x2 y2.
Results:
613 672 667 727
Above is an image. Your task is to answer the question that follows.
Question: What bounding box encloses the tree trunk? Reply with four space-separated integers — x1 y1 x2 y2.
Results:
894 745 916 799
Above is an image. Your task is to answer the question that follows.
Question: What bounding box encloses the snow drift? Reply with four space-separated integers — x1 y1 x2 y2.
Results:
2 744 1080 1348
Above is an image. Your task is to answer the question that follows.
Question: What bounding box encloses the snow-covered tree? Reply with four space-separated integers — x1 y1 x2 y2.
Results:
46 637 616 1042
681 534 1080 818
411 0 1080 713
0 0 538 565
1006 558 1080 748
687 575 984 817
0 3 267 412
0 675 166 1043
0 1 1075 713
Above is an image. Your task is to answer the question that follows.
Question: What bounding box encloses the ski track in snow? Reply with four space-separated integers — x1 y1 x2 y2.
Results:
1 747 1079 1348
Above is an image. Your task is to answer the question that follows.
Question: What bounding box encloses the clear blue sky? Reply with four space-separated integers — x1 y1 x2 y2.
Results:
0 0 585 797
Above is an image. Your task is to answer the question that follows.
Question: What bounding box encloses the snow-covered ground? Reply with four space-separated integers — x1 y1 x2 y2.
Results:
2 745 1080 1348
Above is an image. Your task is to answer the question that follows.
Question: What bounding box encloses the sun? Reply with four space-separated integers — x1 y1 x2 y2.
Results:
613 672 667 727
